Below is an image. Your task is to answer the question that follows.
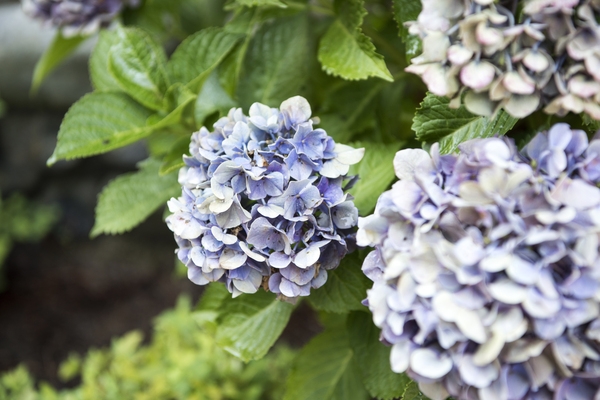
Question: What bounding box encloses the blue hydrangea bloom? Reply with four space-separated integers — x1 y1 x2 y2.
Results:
358 123 600 400
167 96 364 298
22 0 140 37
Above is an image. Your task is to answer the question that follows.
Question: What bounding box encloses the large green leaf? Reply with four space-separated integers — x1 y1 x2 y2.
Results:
216 291 294 362
31 32 87 93
348 141 401 215
284 315 368 400
318 0 392 82
348 311 410 400
237 12 309 107
309 253 371 314
392 0 422 60
412 94 518 154
89 30 122 92
218 9 257 97
167 27 243 92
47 92 153 164
90 159 180 237
195 71 237 127
108 26 169 110
318 80 386 143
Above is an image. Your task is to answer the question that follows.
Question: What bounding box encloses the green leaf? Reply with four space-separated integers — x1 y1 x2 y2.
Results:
216 291 294 362
412 94 518 154
90 158 180 237
347 311 410 399
319 80 386 143
48 92 153 164
167 27 243 92
309 252 371 314
108 26 169 110
392 0 422 60
583 114 600 135
153 83 197 130
89 30 122 92
402 381 429 400
237 12 309 108
31 32 87 93
197 283 230 311
159 135 189 175
392 0 421 41
318 0 393 82
348 141 401 214
284 315 368 400
229 0 288 8
195 71 237 127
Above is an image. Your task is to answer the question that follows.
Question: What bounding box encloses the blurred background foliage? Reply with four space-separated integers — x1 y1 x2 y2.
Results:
0 296 296 400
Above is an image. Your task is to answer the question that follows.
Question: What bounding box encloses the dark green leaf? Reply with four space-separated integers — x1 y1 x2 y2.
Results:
237 12 310 108
318 0 393 82
412 94 518 154
90 158 180 237
108 26 169 110
392 0 422 60
47 92 153 164
31 32 87 93
348 141 401 214
167 27 243 92
89 30 122 91
318 80 386 143
216 291 294 362
348 311 410 400
284 315 368 400
583 114 600 135
310 252 371 314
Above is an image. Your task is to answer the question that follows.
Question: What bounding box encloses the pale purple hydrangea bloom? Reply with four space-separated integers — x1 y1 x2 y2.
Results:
22 0 140 37
359 123 600 399
167 96 364 298
406 0 600 120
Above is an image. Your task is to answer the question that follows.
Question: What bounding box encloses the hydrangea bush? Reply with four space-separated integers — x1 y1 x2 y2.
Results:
29 0 600 398
359 124 600 399
166 96 363 298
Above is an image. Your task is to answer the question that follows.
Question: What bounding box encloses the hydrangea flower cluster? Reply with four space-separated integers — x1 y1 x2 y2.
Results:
166 96 364 298
406 0 600 120
22 0 140 37
358 123 600 399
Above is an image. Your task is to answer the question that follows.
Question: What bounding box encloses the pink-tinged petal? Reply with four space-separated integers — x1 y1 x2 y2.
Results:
523 50 551 72
568 75 600 98
447 44 473 65
503 71 535 94
461 61 496 90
